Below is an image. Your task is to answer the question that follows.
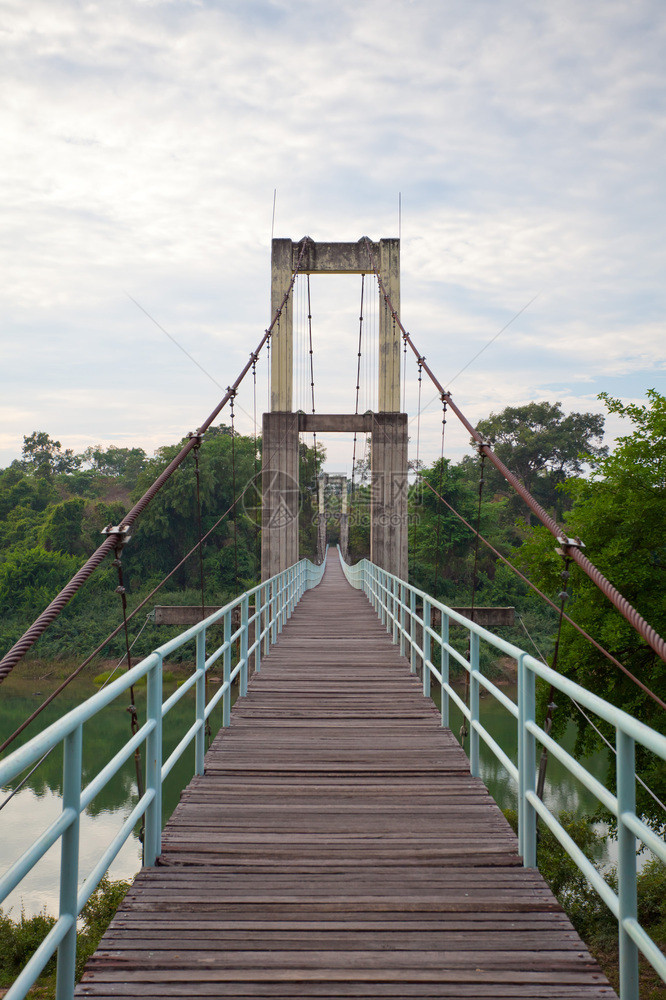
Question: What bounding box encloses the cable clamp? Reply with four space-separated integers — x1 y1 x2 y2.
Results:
188 431 204 447
102 524 132 547
556 536 585 556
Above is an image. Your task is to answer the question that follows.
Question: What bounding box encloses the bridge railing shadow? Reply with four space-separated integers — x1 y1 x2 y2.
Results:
0 553 327 1000
339 546 666 999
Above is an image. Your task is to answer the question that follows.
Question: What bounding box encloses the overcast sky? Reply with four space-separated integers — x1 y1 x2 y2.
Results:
2 0 665 477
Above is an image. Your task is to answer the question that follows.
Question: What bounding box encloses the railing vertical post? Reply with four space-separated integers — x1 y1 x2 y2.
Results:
223 608 231 728
55 724 82 1000
262 584 270 656
145 654 163 867
254 591 261 674
278 574 285 633
423 598 431 698
399 582 406 656
440 611 449 728
617 728 639 1000
240 594 249 697
518 654 536 867
469 631 480 777
410 588 417 674
271 579 278 644
391 577 398 643
195 629 206 776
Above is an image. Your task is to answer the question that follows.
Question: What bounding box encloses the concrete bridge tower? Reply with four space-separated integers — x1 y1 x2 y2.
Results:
261 237 408 581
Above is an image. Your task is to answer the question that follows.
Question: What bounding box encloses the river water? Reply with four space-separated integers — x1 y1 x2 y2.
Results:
1 671 611 919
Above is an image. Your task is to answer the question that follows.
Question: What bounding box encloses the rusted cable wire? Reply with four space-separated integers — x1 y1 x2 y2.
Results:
361 236 666 667
0 238 313 682
0 412 300 755
418 476 666 713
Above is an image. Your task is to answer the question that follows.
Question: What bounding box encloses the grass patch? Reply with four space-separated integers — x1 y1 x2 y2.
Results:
504 809 666 998
93 669 176 686
0 877 130 998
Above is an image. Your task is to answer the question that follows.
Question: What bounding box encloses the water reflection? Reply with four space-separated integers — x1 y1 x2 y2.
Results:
433 681 612 862
1 672 230 918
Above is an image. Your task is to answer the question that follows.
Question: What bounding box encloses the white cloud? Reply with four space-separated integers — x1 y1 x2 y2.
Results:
1 0 665 475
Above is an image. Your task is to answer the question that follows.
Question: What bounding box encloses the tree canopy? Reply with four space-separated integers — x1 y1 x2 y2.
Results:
473 401 606 520
517 390 666 822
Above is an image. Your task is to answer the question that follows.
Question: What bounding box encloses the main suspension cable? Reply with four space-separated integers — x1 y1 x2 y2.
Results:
517 614 666 817
417 475 666 713
0 412 302 756
0 237 313 682
361 237 666 667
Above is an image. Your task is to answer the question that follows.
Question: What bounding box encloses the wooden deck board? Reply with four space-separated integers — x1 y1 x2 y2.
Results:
77 558 616 999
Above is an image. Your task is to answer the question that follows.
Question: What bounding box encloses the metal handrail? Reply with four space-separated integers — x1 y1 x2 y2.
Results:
339 549 666 1000
0 554 326 1000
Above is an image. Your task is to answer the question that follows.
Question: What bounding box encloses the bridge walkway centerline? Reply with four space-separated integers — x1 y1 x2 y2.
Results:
76 557 616 998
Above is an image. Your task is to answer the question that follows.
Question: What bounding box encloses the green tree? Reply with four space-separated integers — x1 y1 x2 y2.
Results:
82 445 147 488
473 401 606 521
39 499 86 555
21 432 81 479
409 458 504 603
518 389 666 823
127 425 261 594
298 441 325 561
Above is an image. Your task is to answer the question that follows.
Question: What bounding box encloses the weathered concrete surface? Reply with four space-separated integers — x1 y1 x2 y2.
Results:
371 413 408 580
261 412 299 580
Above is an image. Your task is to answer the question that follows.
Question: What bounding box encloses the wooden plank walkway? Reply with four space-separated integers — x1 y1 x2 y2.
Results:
77 558 616 999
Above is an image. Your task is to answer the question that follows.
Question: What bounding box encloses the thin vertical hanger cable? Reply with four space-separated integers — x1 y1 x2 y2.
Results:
460 447 486 744
191 435 206 624
402 331 407 413
536 555 571 801
252 354 260 576
190 433 211 745
229 392 239 590
469 449 486 627
111 531 145 844
415 358 423 473
351 274 365 496
266 331 271 411
307 274 318 472
433 397 448 598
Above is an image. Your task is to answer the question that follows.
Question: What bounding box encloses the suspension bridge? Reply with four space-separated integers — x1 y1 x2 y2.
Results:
1 237 665 1000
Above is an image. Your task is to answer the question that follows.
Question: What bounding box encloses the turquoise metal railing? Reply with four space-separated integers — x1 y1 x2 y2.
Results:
339 550 666 1000
0 554 326 1000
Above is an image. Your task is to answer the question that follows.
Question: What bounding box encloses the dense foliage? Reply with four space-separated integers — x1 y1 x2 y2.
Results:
517 390 666 820
0 429 321 664
0 877 130 995
504 809 666 998
2 395 664 822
